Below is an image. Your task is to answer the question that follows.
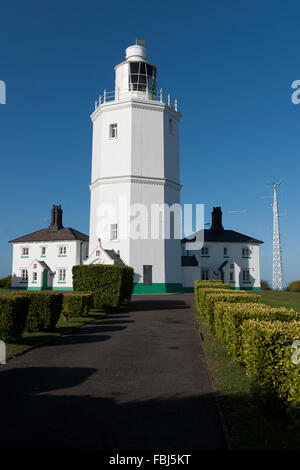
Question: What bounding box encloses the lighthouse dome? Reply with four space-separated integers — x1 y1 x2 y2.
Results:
125 45 147 62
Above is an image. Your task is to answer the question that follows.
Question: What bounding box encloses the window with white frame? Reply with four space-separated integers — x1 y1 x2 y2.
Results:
33 272 37 282
201 247 209 256
22 247 29 256
224 247 228 256
109 123 118 139
41 246 46 256
21 269 28 281
201 268 209 280
229 272 234 281
242 269 250 282
110 224 118 241
58 268 66 282
242 247 250 256
59 246 67 255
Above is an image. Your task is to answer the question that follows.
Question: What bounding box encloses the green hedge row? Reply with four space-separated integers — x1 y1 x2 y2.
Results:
62 293 93 318
0 275 12 289
214 301 298 362
0 292 64 341
25 292 63 332
194 283 300 420
0 295 29 341
243 320 300 420
194 282 231 312
72 264 134 308
204 291 262 334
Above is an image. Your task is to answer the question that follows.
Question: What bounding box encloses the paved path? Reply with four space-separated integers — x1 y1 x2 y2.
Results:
0 293 227 450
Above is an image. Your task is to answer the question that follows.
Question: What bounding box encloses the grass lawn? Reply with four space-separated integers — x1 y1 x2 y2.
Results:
253 290 300 314
194 293 300 450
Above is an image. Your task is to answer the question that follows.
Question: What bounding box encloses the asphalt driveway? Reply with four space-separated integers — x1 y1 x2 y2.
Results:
0 293 227 450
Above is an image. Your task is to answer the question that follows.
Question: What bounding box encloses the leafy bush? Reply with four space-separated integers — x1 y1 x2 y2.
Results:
287 281 300 292
0 295 29 341
194 283 230 311
72 265 134 308
0 275 12 289
25 292 63 332
62 293 93 318
217 302 299 363
203 292 261 334
242 320 300 420
260 280 271 290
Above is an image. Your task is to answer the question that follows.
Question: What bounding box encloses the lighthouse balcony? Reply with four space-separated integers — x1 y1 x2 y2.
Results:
94 88 179 112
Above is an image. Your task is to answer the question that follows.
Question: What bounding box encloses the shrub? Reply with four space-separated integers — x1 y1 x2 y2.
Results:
218 302 299 363
194 283 230 311
62 293 93 318
260 280 271 290
0 295 29 341
72 265 134 308
204 292 261 334
25 292 63 332
0 275 12 289
287 281 300 292
242 320 300 420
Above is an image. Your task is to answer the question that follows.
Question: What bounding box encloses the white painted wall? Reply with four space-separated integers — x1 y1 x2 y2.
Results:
183 240 261 289
11 240 89 289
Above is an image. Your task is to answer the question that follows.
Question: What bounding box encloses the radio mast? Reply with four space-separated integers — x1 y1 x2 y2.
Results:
272 182 283 290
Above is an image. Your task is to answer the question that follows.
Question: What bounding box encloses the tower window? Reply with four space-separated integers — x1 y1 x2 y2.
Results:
110 224 118 240
109 123 118 139
169 118 174 134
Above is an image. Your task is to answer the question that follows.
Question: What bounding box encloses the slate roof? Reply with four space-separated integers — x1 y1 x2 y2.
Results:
182 229 263 245
9 227 89 243
104 249 125 265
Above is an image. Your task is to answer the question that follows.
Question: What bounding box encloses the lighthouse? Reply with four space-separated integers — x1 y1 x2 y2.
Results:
88 43 182 293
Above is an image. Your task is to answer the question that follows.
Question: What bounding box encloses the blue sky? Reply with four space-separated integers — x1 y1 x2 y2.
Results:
0 0 299 284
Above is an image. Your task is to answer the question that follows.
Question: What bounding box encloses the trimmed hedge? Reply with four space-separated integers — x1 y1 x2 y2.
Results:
203 292 261 334
72 264 134 308
217 302 299 363
62 293 93 318
25 292 63 332
0 295 29 341
0 275 12 289
242 320 300 420
195 285 231 312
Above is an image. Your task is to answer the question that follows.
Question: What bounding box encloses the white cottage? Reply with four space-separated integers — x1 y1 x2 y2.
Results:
181 207 263 291
10 205 90 291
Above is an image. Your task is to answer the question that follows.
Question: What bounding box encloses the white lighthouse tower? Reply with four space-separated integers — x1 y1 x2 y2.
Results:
88 43 182 294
